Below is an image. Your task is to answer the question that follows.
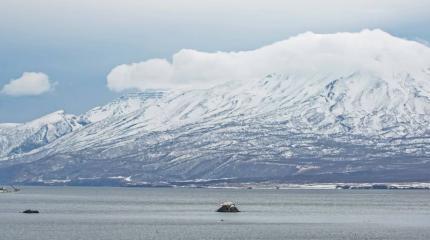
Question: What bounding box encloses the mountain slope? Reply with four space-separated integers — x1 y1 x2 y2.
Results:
0 111 87 158
83 91 165 122
0 91 166 160
1 30 430 184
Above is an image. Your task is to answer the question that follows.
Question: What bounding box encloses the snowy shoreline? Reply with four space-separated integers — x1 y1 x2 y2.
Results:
21 178 430 190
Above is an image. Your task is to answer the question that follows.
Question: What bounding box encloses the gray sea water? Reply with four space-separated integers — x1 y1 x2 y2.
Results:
0 186 429 240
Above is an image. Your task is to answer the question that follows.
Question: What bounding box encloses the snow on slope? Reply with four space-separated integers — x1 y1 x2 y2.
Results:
0 91 166 159
1 30 430 184
47 69 430 156
83 91 165 122
0 110 86 158
23 67 430 159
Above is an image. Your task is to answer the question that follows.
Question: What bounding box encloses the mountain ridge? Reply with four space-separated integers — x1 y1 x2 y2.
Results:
1 30 430 185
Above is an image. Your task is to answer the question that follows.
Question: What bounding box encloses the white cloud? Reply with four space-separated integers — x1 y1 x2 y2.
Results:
107 29 430 91
1 72 54 96
107 59 173 91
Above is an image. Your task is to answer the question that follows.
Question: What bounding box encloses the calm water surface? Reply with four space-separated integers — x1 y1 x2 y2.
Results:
0 186 429 240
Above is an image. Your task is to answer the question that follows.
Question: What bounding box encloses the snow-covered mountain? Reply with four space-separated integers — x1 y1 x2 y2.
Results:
0 111 87 158
0 91 166 159
1 30 429 185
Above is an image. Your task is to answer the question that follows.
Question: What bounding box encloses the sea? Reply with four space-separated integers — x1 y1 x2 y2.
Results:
0 186 429 240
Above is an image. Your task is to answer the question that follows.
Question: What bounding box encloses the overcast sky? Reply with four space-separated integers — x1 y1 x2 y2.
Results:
1 0 430 122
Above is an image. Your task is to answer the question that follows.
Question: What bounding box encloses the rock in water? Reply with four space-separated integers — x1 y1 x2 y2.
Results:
216 202 240 212
22 209 39 214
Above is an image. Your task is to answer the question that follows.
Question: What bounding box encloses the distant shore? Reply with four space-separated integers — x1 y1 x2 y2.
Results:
4 180 430 190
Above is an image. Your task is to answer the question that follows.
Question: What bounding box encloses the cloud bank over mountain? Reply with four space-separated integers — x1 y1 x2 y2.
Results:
1 72 55 96
107 29 430 91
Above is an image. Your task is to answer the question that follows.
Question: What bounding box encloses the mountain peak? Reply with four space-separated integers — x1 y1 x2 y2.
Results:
26 110 68 128
1 30 430 184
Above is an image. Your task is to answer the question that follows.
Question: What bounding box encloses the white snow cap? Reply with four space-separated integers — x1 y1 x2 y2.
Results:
107 29 430 91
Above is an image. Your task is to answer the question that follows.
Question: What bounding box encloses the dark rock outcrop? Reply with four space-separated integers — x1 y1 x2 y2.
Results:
22 209 39 214
216 202 240 212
